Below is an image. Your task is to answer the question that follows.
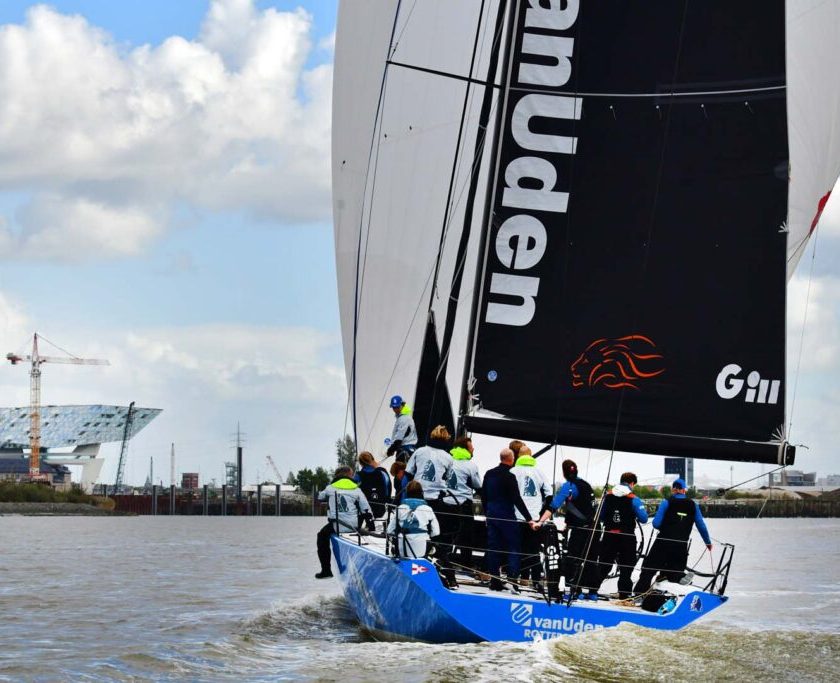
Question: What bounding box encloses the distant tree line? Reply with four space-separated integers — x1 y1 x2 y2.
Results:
284 435 357 495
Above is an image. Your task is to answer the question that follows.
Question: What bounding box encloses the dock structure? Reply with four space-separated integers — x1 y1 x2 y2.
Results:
112 484 310 515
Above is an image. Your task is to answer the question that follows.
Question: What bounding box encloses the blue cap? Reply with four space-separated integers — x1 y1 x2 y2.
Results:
672 478 687 489
389 395 404 409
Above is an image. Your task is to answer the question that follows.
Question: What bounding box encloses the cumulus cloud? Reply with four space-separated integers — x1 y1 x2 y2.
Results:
0 291 29 346
0 0 332 263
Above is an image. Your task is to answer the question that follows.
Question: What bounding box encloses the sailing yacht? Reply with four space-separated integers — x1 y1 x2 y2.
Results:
329 0 840 642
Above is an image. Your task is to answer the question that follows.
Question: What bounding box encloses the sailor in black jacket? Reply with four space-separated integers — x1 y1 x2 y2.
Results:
480 448 537 590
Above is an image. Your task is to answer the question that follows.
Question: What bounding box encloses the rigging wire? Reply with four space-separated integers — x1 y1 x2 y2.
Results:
418 0 490 435
346 3 502 450
715 464 787 495
425 0 511 431
363 19 510 450
787 224 821 442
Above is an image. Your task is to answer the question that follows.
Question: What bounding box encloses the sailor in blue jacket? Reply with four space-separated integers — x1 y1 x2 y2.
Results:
538 459 599 595
354 451 392 518
634 478 713 595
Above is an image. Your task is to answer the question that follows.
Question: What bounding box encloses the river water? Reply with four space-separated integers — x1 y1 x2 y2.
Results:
0 516 837 681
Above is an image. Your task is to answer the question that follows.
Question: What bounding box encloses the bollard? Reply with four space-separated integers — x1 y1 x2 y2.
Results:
170 484 176 515
275 483 281 517
257 484 262 516
203 484 209 516
222 484 227 516
152 484 158 516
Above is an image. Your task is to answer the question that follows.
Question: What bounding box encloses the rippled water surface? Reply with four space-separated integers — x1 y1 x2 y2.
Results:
0 517 837 681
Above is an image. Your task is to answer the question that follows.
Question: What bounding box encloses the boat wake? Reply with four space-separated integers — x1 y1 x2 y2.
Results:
237 593 365 643
537 624 840 682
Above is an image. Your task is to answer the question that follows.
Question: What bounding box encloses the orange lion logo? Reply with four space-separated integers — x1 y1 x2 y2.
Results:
571 335 665 390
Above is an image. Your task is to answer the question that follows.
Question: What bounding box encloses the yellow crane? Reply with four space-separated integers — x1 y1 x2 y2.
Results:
6 333 109 480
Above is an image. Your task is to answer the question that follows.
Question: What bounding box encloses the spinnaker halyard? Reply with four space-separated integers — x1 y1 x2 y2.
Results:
331 0 840 643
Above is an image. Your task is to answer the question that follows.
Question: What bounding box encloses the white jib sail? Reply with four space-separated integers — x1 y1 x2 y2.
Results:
332 1 498 452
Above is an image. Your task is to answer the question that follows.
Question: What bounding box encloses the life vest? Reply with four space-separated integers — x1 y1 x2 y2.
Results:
358 466 388 515
602 493 636 534
657 496 696 542
564 476 595 527
395 498 434 535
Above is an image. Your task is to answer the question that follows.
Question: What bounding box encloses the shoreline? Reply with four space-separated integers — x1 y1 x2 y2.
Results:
0 502 124 516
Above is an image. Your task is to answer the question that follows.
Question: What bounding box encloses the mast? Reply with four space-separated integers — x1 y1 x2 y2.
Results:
457 0 520 430
413 0 507 439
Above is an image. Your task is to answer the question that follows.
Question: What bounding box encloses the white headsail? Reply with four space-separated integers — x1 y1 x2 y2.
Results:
786 0 840 276
332 1 497 451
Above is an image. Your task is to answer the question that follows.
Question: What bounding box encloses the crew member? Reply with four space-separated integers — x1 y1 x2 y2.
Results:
481 448 537 591
405 425 456 583
509 440 526 458
355 451 391 518
385 395 418 463
315 466 374 579
595 472 648 598
448 435 483 568
538 459 599 598
390 460 410 505
512 446 551 585
387 480 440 558
634 478 712 595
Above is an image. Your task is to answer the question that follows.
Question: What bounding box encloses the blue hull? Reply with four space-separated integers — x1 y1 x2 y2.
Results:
332 536 727 643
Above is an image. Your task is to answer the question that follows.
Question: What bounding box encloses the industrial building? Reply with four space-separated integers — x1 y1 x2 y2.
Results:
769 470 817 486
0 405 161 490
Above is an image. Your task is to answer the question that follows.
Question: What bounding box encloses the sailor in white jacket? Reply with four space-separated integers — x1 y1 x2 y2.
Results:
387 480 440 558
511 447 551 583
315 466 374 579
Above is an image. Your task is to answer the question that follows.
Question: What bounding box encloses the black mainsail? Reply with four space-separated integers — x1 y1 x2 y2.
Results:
466 0 790 464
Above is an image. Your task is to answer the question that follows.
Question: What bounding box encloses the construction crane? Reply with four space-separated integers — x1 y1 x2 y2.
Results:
6 333 109 480
113 401 136 491
265 455 283 484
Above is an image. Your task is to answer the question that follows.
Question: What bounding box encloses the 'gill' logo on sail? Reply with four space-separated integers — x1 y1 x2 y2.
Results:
715 364 780 404
571 335 665 390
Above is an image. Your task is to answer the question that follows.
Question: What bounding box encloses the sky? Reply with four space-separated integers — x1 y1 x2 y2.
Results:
0 0 837 491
